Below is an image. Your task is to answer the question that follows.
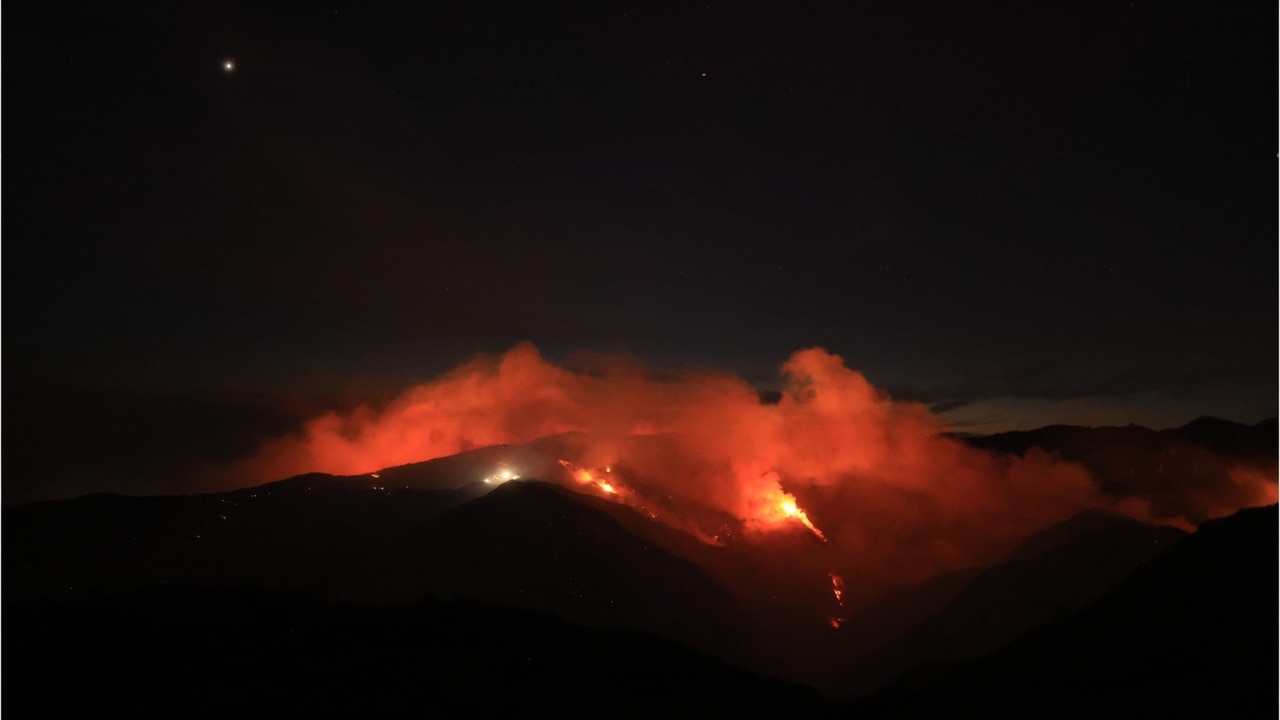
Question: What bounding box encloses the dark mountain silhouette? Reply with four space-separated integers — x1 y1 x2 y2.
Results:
821 567 983 679
3 476 489 604
6 586 834 716
833 510 1187 696
3 437 845 682
1001 507 1149 560
4 475 760 673
524 479 851 682
858 504 1279 719
965 416 1277 524
969 416 1277 465
1178 416 1278 459
5 422 1274 706
352 480 759 668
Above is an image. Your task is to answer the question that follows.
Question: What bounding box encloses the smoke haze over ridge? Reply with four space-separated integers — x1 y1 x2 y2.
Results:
239 344 1277 600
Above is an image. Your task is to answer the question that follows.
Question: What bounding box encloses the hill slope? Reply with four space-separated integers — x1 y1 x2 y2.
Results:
862 504 1279 718
6 586 833 716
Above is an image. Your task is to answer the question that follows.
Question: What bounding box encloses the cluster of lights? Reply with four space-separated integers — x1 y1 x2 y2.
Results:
483 469 519 484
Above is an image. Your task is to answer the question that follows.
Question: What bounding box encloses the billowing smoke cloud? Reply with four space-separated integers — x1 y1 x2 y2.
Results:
245 344 1274 602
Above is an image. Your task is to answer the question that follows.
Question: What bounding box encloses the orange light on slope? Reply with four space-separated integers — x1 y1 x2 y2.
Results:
560 458 625 497
559 459 595 485
744 471 829 541
777 497 826 541
826 572 847 629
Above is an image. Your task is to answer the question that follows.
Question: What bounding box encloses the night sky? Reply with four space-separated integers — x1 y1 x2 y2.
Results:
6 1 1276 501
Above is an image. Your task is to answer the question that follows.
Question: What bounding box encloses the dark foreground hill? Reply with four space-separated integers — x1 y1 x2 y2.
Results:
5 424 1274 704
3 478 757 672
857 504 1279 719
5 586 833 717
832 510 1186 695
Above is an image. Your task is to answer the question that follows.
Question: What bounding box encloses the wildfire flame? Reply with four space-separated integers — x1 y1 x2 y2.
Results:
553 457 831 543
559 459 625 498
750 481 828 541
782 499 826 540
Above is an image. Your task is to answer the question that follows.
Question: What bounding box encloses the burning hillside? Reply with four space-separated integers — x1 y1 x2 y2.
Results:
243 344 1276 605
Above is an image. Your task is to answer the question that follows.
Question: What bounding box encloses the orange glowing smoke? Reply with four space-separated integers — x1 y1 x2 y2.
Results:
245 343 1275 602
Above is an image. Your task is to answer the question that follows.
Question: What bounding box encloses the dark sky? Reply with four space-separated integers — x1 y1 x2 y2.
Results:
5 0 1276 500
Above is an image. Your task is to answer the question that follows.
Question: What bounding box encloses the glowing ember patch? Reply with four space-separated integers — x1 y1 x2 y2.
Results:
559 458 630 500
829 573 845 605
829 617 845 629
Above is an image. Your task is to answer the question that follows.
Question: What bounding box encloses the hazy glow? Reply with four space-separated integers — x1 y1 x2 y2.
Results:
482 468 520 485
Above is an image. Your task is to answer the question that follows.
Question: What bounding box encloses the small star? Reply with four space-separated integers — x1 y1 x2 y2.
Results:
222 59 236 73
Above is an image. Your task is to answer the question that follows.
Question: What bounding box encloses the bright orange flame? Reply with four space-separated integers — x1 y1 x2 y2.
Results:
829 572 845 605
749 481 827 540
792 509 826 540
